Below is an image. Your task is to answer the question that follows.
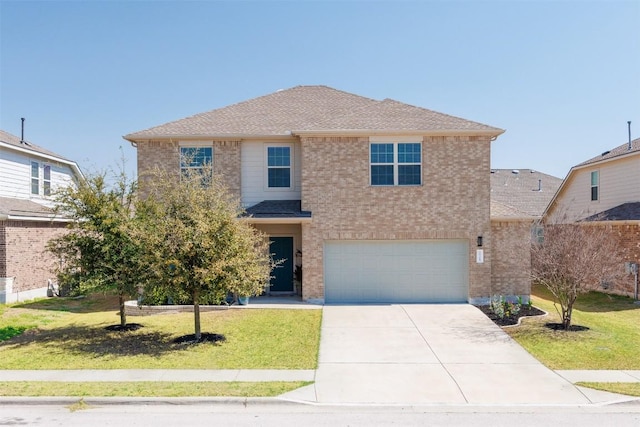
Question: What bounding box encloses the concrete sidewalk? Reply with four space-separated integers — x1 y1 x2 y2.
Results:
0 368 638 384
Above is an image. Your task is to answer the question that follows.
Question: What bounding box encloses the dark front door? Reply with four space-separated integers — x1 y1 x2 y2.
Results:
270 237 294 292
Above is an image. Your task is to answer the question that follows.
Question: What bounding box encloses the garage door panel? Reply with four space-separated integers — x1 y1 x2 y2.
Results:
324 240 469 303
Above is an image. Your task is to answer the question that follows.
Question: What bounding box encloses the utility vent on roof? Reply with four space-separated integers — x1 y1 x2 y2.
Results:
511 170 519 174
490 169 496 174
601 151 610 156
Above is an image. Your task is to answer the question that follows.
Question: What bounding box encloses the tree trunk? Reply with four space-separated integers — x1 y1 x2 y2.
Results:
563 299 574 330
193 289 201 341
119 294 126 328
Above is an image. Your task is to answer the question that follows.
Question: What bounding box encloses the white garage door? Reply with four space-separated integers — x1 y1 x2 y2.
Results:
324 240 469 303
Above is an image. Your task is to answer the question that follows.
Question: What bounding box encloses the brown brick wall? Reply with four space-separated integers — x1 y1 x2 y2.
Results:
136 139 241 198
608 223 640 295
300 135 492 302
490 219 532 299
1 220 68 293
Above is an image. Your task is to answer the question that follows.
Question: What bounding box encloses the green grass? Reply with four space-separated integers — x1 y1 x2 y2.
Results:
576 382 640 397
506 285 640 369
0 381 311 397
0 294 322 370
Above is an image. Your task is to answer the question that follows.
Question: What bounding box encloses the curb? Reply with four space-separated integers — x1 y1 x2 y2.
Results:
0 396 298 406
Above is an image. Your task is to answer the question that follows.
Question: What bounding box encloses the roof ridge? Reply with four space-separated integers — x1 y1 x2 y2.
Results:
576 137 640 167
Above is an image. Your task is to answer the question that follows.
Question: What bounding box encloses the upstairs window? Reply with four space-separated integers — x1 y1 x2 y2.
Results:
180 146 213 183
43 165 51 196
590 170 599 201
267 146 291 188
370 142 421 186
31 161 39 195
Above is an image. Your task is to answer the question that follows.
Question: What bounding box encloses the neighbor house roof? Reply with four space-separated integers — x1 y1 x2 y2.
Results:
0 129 71 161
0 129 83 179
124 85 504 141
490 169 563 219
576 137 640 167
583 202 640 222
0 196 69 221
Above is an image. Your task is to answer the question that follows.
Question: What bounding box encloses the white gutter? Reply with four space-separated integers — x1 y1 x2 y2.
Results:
0 214 73 223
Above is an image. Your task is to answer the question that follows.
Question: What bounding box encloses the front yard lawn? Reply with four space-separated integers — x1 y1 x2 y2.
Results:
506 285 640 370
0 295 322 370
0 381 310 397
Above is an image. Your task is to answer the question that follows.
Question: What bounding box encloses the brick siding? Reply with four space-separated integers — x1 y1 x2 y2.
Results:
300 135 493 301
608 223 640 295
490 219 532 300
136 139 241 199
0 220 68 293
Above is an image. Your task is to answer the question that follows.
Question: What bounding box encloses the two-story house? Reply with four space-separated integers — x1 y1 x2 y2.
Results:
125 85 507 304
0 129 82 303
545 137 640 295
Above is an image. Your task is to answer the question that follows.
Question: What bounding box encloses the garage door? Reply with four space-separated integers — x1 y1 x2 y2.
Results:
324 240 469 303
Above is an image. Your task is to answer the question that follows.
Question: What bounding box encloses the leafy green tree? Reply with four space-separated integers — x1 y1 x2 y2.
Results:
48 168 142 329
134 168 272 342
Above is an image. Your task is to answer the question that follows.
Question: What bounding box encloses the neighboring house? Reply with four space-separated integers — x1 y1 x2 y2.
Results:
0 129 82 303
545 137 640 295
125 85 507 304
489 169 562 300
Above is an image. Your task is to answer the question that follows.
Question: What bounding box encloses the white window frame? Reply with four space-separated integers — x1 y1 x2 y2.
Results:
265 143 293 190
31 161 39 195
179 142 214 181
590 170 599 201
43 164 51 196
369 142 422 186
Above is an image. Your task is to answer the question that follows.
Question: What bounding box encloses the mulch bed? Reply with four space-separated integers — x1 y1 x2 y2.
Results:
173 333 226 345
104 323 144 332
476 305 546 327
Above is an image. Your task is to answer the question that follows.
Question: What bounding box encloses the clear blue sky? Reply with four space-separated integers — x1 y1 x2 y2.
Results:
1 0 638 179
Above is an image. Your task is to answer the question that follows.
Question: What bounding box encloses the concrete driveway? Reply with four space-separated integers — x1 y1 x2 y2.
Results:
282 304 595 405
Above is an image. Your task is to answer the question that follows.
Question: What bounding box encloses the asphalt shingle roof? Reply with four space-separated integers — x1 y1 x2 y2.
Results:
0 129 71 161
124 86 503 140
0 197 56 219
244 200 311 219
583 202 640 222
490 169 563 218
577 137 640 167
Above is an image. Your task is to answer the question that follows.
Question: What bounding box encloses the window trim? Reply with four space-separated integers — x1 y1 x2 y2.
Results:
590 170 599 201
179 144 214 181
265 143 293 190
31 161 40 195
369 142 422 186
43 164 51 196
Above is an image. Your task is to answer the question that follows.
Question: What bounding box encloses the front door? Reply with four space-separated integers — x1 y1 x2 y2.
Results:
270 237 294 293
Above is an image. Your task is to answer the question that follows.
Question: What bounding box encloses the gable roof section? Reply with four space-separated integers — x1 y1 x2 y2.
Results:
583 202 640 222
490 169 563 218
577 137 640 167
544 137 640 219
124 86 503 141
0 129 69 160
0 129 83 179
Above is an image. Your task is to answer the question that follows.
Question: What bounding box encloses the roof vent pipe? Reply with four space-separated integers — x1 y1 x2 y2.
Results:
628 121 632 151
20 118 25 143
538 179 542 191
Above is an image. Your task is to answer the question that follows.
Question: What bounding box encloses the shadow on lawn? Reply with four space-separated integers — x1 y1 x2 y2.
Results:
14 294 121 314
571 292 640 314
0 323 186 358
533 286 640 314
